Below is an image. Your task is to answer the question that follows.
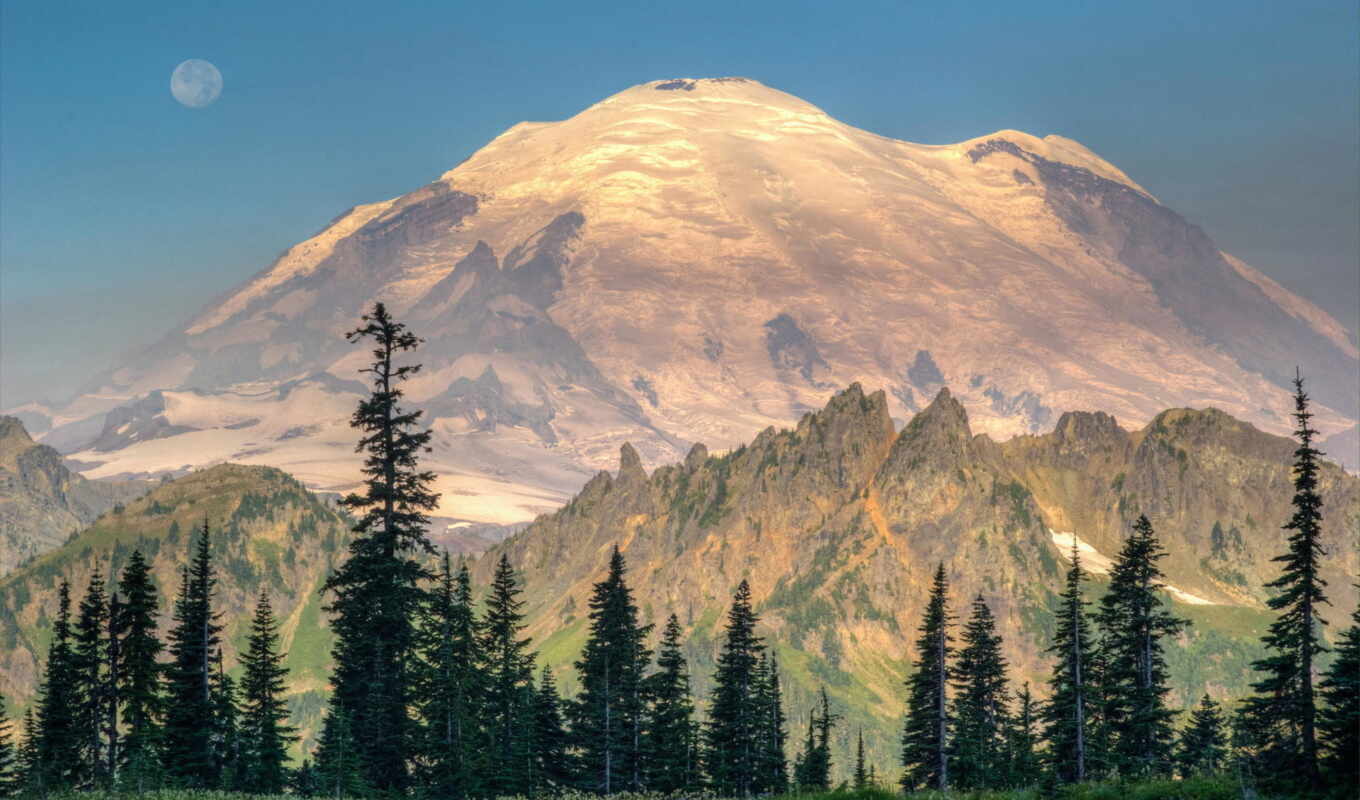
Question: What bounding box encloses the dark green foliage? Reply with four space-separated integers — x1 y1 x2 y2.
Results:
1042 544 1093 784
1318 599 1358 789
901 564 952 792
71 570 111 788
482 554 535 797
115 549 165 791
1006 683 1042 789
322 302 438 793
794 686 837 791
852 729 868 790
530 668 572 792
950 594 1011 790
35 580 81 789
1175 695 1227 777
314 710 369 799
164 523 223 787
752 654 789 795
414 555 486 799
210 650 241 788
0 694 14 798
290 759 320 797
15 710 37 795
644 614 700 792
570 546 652 793
237 590 296 794
704 579 765 797
1090 515 1187 778
1238 372 1330 792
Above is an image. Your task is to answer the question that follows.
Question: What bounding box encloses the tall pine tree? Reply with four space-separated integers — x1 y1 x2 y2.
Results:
482 554 536 797
1091 515 1186 778
1317 597 1358 789
210 649 241 789
35 580 81 789
1238 371 1330 791
950 594 1011 791
238 590 296 794
314 709 369 799
71 569 111 788
1006 683 1042 789
571 546 652 794
752 653 789 795
1041 542 1093 784
901 564 952 792
322 302 439 793
1175 695 1227 777
116 549 165 791
852 729 867 790
530 668 572 793
794 687 837 791
0 693 14 798
163 523 223 786
644 614 700 792
704 580 765 797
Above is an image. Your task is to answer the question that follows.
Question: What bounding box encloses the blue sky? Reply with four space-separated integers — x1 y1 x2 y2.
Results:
2 0 1357 407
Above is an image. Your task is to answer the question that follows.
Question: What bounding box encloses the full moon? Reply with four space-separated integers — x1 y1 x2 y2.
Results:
170 59 222 108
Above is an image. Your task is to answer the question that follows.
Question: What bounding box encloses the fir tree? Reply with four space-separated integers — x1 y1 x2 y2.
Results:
314 709 369 799
644 614 700 792
752 654 789 795
950 594 1011 790
210 649 241 789
704 580 765 797
70 569 111 788
796 687 837 791
570 546 652 794
1317 598 1358 789
0 694 16 798
104 590 122 781
290 759 320 798
116 549 165 791
15 710 37 796
1239 371 1330 791
853 729 868 790
163 523 223 786
238 590 297 794
1175 695 1227 777
323 302 439 793
1091 515 1187 778
414 555 486 799
1006 683 1042 789
901 564 952 792
1041 543 1093 784
531 668 573 792
482 554 535 797
35 580 81 789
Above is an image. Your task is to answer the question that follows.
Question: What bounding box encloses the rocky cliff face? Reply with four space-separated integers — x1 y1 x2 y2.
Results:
0 416 145 574
16 77 1353 526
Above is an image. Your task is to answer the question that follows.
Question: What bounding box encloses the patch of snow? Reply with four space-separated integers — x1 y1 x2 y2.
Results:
1050 529 1217 605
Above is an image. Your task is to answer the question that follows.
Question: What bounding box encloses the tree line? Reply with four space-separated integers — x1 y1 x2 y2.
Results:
0 305 1355 798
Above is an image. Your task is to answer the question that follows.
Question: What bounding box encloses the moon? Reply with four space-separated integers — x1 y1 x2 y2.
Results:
170 59 222 108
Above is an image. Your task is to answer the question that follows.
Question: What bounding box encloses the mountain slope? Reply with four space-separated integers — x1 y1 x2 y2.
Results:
21 77 1359 524
0 416 145 574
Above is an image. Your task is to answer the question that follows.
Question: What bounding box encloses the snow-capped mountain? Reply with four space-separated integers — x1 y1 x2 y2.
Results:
27 77 1358 521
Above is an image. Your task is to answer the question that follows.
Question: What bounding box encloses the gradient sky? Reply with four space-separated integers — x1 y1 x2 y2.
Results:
2 0 1357 408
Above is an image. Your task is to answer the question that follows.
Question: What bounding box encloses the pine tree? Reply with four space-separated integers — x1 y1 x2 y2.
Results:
644 614 700 792
950 594 1011 790
901 564 952 792
70 569 111 788
1238 371 1330 791
1175 695 1227 777
210 649 241 789
704 580 765 797
290 759 320 797
1317 598 1358 789
15 710 37 796
482 554 536 797
323 302 439 793
163 523 223 786
238 590 296 794
1090 515 1187 778
35 580 81 789
1006 683 1042 789
792 713 816 790
104 589 122 781
752 653 789 795
853 729 868 790
0 693 16 798
531 668 573 792
414 555 486 799
314 709 369 799
1041 543 1093 784
571 546 652 794
116 549 165 791
796 687 837 791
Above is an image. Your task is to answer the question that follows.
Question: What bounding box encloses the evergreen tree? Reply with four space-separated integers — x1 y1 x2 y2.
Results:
571 546 652 794
482 554 536 797
1238 371 1330 791
35 580 81 789
531 668 573 792
1041 543 1093 784
15 710 37 796
1006 683 1042 789
853 729 868 790
796 687 837 791
238 590 296 794
1317 598 1358 789
1091 515 1187 778
950 594 1011 790
116 549 165 791
104 590 122 781
901 564 952 792
1175 695 1227 777
210 649 241 789
163 523 223 786
71 569 111 788
314 709 369 799
752 654 789 795
290 759 320 798
0 695 12 799
323 302 439 793
644 614 700 792
792 713 816 790
414 555 486 799
704 580 765 797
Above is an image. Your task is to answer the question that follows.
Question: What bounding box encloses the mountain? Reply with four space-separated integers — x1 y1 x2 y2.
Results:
476 384 1358 767
15 77 1355 525
0 463 353 752
0 416 145 575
